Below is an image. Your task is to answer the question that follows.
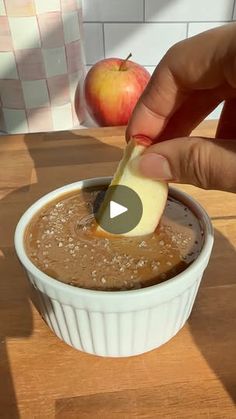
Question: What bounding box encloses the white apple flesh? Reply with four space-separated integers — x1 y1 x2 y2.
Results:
96 137 168 237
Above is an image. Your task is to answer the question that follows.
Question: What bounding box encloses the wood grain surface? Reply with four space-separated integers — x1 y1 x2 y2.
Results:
0 121 236 418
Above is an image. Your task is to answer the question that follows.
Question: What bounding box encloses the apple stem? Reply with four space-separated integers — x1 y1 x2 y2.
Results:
119 53 132 71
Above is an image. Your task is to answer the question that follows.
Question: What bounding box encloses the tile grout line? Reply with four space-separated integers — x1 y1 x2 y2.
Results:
83 20 230 25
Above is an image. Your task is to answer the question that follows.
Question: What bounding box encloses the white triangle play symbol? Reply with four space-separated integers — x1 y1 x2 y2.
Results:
110 200 128 219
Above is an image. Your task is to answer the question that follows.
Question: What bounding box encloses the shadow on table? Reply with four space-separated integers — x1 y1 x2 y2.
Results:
0 265 32 419
189 227 236 404
0 130 122 418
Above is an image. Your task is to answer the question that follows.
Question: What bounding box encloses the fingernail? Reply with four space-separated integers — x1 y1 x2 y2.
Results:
131 153 173 180
133 134 153 147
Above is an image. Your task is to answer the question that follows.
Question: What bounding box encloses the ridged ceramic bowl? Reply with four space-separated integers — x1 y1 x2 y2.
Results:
14 177 214 357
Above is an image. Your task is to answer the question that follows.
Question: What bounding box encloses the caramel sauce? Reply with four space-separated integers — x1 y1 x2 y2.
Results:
25 186 204 291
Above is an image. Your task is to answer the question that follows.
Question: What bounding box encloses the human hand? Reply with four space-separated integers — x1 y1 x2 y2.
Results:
127 23 236 192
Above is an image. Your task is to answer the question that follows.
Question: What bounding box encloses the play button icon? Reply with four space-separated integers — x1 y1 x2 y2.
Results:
94 185 143 235
110 201 128 219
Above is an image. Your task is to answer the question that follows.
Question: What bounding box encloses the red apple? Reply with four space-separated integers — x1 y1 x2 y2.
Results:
84 55 150 126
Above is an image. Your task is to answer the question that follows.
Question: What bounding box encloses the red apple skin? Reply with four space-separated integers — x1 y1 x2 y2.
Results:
84 58 150 126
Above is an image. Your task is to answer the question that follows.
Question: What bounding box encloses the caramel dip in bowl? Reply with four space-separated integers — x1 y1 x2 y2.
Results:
15 177 214 357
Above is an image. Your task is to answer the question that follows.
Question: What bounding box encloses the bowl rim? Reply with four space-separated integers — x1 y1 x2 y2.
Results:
14 177 214 298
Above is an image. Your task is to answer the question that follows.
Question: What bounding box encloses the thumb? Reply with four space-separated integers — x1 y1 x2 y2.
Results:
132 137 236 192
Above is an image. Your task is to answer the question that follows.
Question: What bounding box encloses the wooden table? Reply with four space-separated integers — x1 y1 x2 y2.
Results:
1 121 236 418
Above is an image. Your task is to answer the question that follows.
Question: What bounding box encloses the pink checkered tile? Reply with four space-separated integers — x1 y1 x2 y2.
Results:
47 74 70 106
15 48 46 80
62 11 80 44
66 41 83 73
38 12 64 48
9 16 41 49
4 0 36 16
0 17 13 51
26 107 53 132
35 0 60 14
51 103 73 130
0 79 25 108
22 79 49 109
3 108 28 133
0 51 18 79
61 0 77 12
42 46 67 77
0 1 85 134
0 0 6 16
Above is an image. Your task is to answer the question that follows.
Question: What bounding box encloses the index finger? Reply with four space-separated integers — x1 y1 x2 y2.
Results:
126 23 236 142
126 61 185 141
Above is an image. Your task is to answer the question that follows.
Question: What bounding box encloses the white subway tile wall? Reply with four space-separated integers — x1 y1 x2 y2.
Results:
82 0 144 22
234 5 236 19
144 66 155 75
188 22 227 37
84 23 104 64
83 0 236 119
145 0 234 22
104 23 186 65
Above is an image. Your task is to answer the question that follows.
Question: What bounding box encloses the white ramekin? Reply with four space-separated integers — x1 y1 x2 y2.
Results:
14 177 214 357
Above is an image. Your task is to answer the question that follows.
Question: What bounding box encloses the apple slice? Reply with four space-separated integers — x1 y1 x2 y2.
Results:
95 137 168 237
